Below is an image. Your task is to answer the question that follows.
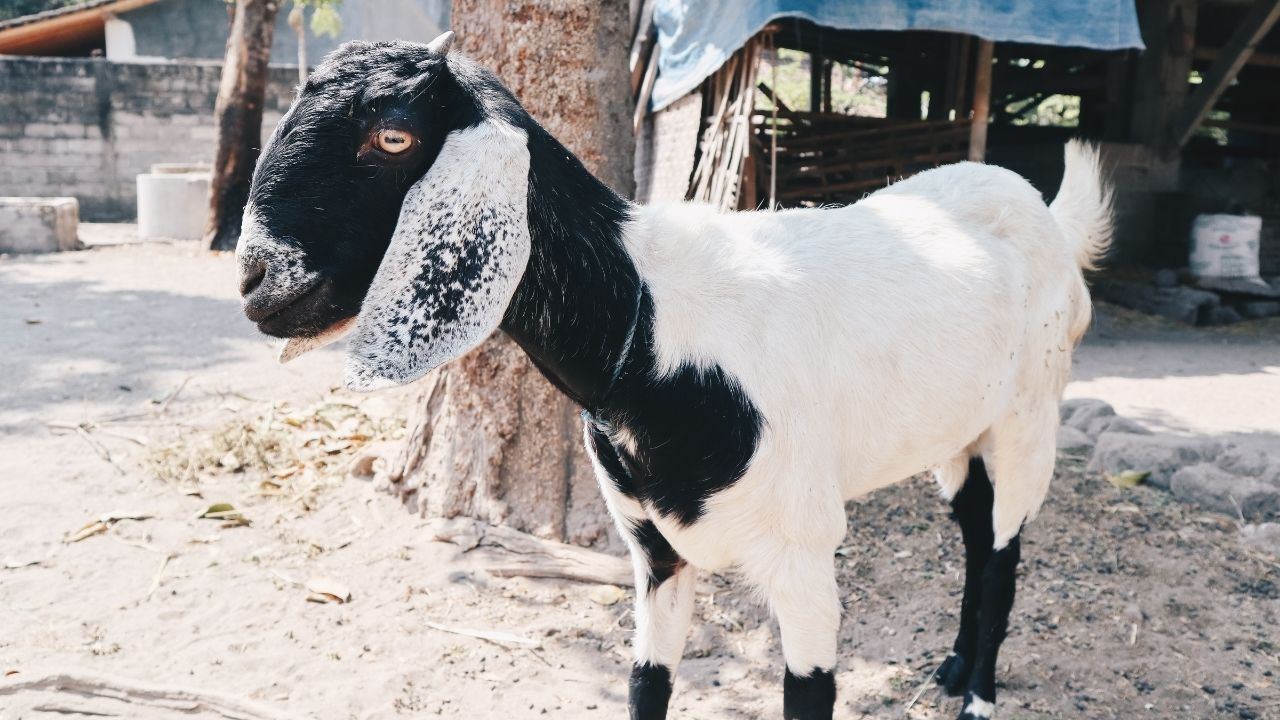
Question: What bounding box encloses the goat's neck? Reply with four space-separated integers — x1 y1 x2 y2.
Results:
499 124 642 411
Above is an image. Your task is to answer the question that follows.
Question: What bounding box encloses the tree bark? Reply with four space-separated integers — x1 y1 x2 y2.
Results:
388 0 634 547
205 0 280 252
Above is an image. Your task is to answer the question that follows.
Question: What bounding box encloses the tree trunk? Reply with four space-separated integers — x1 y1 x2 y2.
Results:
388 0 634 547
205 0 280 252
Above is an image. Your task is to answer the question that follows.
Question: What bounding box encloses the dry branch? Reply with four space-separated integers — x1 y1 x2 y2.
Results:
0 670 305 720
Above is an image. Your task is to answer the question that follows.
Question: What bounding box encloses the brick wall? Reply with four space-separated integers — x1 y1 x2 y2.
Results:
0 56 297 220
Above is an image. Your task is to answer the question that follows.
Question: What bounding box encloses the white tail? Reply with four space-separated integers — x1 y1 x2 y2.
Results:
1049 140 1113 271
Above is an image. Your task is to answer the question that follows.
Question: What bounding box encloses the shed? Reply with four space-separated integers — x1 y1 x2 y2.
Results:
631 0 1280 272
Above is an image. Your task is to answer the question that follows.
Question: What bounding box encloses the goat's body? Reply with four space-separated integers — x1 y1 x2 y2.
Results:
236 39 1110 716
616 159 1093 576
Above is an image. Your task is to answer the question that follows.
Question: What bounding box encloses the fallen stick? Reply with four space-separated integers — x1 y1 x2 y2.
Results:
0 670 306 720
421 620 539 648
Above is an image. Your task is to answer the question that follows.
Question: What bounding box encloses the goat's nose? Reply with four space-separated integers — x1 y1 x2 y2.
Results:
239 258 267 297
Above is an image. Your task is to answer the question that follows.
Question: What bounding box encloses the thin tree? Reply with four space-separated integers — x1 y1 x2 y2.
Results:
205 0 281 251
206 0 342 251
388 0 635 547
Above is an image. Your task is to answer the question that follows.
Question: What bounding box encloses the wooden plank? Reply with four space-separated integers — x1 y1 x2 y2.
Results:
1170 0 1280 150
968 39 995 162
1193 45 1280 69
633 44 660 132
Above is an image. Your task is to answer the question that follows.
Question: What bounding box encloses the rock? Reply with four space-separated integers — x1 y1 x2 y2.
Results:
1064 400 1116 433
1241 301 1280 319
1208 305 1243 325
1216 445 1273 477
1240 523 1280 556
1085 414 1152 439
1061 398 1115 428
1153 269 1180 288
1088 433 1222 489
1091 278 1221 325
1170 464 1280 521
0 197 81 253
1057 426 1095 452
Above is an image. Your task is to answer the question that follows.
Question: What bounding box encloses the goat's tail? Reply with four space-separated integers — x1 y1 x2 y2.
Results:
1049 140 1113 271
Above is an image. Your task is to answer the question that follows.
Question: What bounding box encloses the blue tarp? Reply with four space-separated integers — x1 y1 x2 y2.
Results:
651 0 1145 110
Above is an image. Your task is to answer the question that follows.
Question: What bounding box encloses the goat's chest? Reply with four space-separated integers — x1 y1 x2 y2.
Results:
586 362 764 528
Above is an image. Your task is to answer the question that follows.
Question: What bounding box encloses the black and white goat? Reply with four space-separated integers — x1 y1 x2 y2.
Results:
236 33 1111 720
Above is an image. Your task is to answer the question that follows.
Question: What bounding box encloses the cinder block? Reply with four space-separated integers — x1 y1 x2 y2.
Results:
0 197 81 253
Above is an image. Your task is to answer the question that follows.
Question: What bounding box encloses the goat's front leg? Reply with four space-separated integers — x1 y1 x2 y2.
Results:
746 546 842 720
624 520 697 720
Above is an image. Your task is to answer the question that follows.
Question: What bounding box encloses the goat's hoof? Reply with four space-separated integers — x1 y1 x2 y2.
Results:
935 654 968 697
956 691 995 719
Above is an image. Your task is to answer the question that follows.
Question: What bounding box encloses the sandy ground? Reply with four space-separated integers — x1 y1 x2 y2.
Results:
1 240 1278 719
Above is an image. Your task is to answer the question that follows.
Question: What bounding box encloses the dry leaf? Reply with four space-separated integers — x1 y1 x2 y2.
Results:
1105 470 1149 488
306 577 352 604
198 503 248 526
258 480 284 496
588 584 625 606
64 520 108 543
218 451 243 472
348 454 378 479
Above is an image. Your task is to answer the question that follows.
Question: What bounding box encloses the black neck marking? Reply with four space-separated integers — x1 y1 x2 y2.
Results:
447 56 763 525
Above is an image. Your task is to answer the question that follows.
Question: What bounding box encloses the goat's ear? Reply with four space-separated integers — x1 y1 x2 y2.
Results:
343 120 532 391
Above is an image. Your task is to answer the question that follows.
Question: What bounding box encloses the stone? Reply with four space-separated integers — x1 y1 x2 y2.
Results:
1091 277 1221 325
1088 432 1222 490
1216 444 1273 477
0 197 81 253
1208 305 1243 325
1240 522 1280 556
1085 415 1152 439
1153 268 1180 288
1057 426 1095 453
1241 301 1280 319
1062 398 1115 432
1170 464 1280 521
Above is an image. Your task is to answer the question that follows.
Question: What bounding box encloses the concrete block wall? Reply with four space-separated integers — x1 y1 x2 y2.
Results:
0 56 297 220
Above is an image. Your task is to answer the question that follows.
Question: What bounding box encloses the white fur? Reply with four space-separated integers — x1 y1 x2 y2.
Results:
593 143 1108 677
963 695 996 718
345 120 532 391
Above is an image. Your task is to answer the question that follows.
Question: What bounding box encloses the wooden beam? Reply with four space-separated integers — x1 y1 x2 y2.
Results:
1193 45 1280 69
968 39 994 162
1169 0 1280 150
1130 0 1198 147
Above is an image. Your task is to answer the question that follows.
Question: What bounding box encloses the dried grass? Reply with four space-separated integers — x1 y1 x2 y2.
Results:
145 397 404 506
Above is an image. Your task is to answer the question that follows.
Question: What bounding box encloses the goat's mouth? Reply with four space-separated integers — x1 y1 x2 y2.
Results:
249 279 339 338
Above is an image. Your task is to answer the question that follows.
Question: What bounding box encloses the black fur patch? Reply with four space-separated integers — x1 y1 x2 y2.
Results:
939 458 995 696
629 663 673 720
783 667 836 720
630 519 685 592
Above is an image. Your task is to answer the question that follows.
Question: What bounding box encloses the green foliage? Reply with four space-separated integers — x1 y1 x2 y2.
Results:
293 0 343 39
757 49 887 118
0 0 82 22
1006 93 1080 128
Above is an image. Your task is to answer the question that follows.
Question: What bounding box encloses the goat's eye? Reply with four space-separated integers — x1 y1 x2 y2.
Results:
373 128 414 154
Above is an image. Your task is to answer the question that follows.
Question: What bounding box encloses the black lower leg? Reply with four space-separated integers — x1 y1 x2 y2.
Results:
629 663 673 720
960 534 1022 719
938 458 995 696
783 667 835 720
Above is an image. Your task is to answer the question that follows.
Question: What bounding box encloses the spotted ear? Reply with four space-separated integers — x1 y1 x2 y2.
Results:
344 120 532 391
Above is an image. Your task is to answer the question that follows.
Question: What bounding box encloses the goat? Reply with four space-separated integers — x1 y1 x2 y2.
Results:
235 33 1111 720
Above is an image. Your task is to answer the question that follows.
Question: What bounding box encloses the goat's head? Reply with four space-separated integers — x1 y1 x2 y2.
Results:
236 32 534 390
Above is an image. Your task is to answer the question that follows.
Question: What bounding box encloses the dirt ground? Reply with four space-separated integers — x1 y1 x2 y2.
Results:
1 239 1278 719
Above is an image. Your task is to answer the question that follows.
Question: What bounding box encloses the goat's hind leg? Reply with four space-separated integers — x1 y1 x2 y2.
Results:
936 457 995 697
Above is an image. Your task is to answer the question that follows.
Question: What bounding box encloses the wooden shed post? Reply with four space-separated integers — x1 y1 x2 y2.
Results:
968 38 994 161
